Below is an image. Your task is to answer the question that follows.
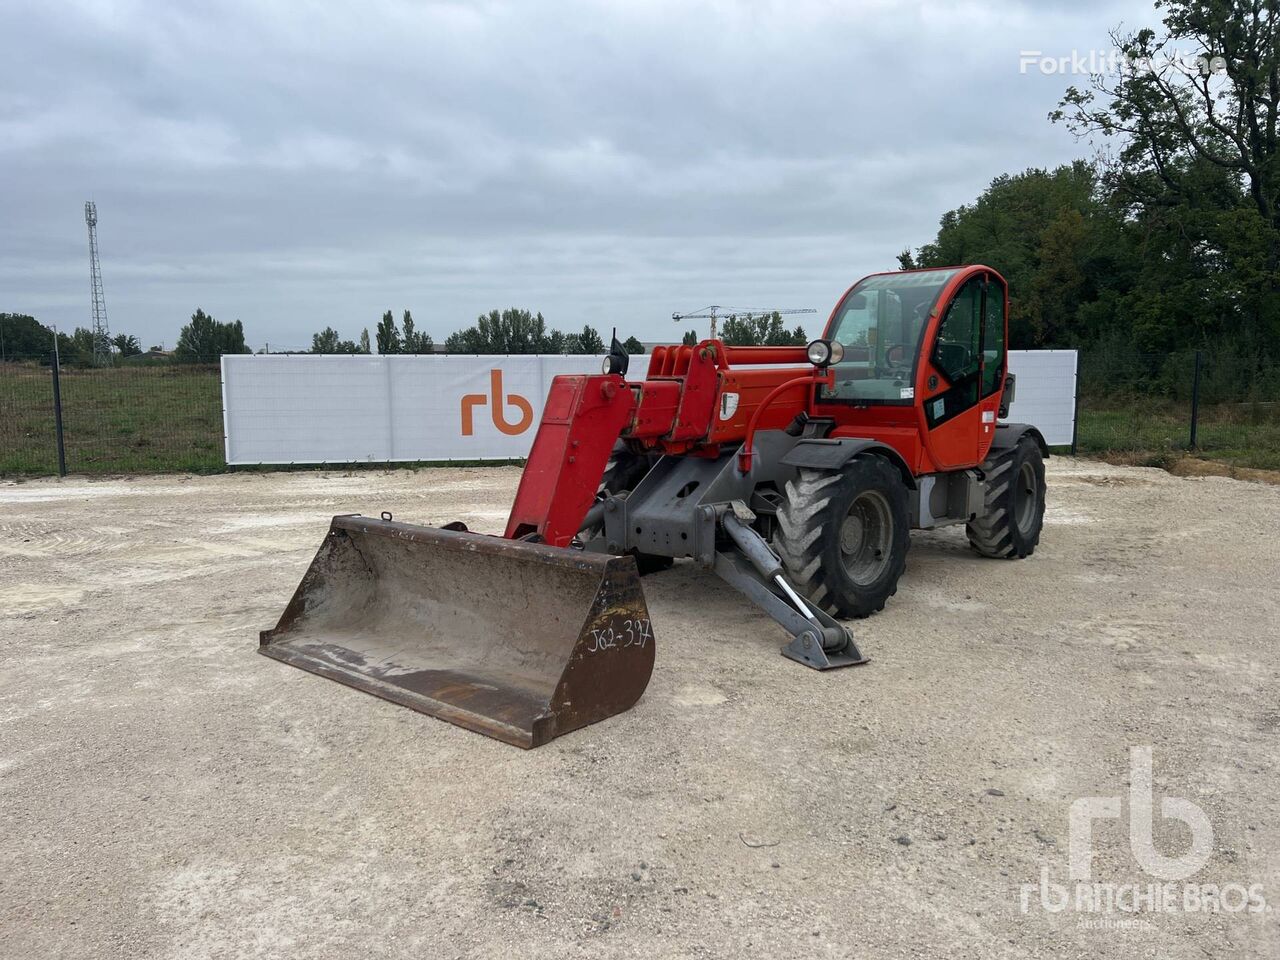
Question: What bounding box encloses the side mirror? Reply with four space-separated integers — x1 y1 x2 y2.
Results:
998 372 1016 419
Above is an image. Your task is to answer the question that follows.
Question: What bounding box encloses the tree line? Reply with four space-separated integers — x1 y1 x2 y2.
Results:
0 309 249 366
3 300 811 367
899 0 1278 376
307 308 648 356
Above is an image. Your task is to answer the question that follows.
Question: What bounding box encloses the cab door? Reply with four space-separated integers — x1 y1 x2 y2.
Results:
922 275 985 469
976 275 1008 462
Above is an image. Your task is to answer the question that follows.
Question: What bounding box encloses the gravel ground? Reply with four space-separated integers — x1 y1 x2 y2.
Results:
1 458 1278 959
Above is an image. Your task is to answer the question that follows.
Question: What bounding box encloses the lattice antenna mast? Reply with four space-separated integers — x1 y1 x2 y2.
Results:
85 201 111 365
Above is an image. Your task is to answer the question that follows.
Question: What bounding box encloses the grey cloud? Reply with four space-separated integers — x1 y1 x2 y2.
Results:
2 0 1158 348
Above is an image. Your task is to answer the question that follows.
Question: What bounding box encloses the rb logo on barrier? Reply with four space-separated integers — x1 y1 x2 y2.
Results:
461 369 534 436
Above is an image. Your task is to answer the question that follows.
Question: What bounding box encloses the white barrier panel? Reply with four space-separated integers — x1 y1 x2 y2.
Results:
222 349 1076 464
222 354 649 464
1006 349 1077 447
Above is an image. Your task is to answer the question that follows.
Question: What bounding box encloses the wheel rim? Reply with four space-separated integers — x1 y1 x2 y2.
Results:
1014 461 1038 534
839 490 893 586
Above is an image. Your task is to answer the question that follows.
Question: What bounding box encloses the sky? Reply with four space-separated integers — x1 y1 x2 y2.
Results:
0 0 1160 351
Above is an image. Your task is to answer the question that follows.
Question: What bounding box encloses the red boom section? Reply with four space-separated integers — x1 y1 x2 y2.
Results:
504 374 637 547
504 341 824 545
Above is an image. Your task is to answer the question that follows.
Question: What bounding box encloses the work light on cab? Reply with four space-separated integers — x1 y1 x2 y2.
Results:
806 338 844 367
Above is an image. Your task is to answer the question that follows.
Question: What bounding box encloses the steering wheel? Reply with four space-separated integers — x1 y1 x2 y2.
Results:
934 343 977 382
880 343 911 378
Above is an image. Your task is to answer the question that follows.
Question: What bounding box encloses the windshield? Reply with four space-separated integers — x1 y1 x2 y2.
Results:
820 268 959 403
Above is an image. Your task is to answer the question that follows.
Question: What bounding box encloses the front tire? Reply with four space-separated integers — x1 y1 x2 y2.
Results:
775 455 910 618
966 437 1045 558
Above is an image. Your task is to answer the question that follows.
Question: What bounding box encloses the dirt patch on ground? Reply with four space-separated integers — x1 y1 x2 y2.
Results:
1092 450 1280 486
2 459 1278 958
1166 455 1280 486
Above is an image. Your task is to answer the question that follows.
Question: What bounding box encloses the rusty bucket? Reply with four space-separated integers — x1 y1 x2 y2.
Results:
260 515 654 748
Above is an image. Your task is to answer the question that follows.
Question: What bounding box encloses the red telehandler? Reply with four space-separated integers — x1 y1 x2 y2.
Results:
261 265 1047 747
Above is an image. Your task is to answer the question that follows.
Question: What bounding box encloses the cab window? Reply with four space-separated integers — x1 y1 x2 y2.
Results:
821 268 958 404
926 276 982 427
982 281 1006 397
933 278 981 386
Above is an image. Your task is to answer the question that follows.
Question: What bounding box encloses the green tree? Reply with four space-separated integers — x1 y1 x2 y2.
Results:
401 310 416 351
720 312 808 347
575 324 605 354
441 309 612 354
623 335 645 354
444 308 559 353
358 328 371 354
1053 0 1280 352
904 163 1131 348
401 309 434 353
55 327 97 366
1055 1 1278 234
719 314 756 346
376 310 402 354
311 327 361 353
681 329 698 346
312 327 341 353
174 309 248 363
0 313 55 359
111 334 142 357
764 314 806 346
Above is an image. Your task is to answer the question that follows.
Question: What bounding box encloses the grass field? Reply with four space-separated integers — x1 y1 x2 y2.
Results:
0 362 224 475
1073 397 1280 471
3 362 1279 476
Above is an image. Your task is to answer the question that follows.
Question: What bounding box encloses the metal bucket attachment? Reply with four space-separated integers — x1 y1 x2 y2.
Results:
261 515 654 748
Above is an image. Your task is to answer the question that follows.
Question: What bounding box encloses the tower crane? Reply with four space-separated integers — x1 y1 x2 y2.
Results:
672 305 816 341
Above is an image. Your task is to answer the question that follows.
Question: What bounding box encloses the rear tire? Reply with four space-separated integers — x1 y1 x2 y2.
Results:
775 456 910 618
966 437 1045 559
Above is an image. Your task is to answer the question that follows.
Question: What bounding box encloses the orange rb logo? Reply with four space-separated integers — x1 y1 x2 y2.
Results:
461 369 534 436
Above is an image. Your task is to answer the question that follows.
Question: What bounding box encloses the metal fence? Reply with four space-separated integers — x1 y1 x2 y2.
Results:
0 353 223 476
2 348 1278 477
1075 351 1280 469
